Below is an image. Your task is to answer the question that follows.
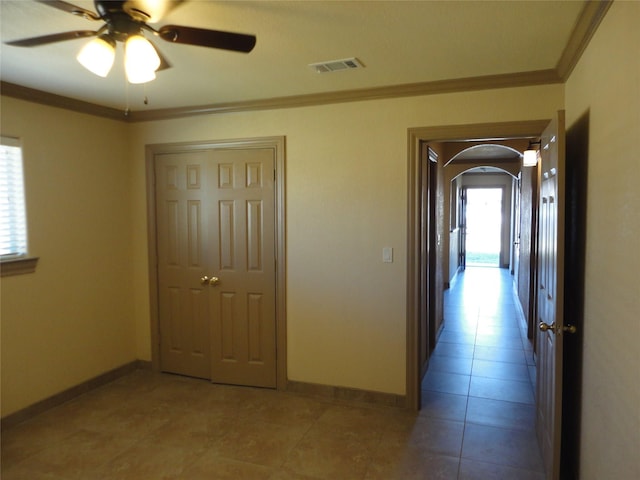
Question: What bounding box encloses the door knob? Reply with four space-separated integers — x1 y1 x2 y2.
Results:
539 322 557 333
539 322 577 334
200 275 220 286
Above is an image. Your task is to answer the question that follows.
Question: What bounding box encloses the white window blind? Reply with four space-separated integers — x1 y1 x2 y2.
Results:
0 136 28 258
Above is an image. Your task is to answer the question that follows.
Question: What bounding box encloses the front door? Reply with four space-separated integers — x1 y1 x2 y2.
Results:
155 145 277 388
464 187 503 267
535 111 566 480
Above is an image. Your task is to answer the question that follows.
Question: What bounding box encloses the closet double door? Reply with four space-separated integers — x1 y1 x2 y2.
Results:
154 146 276 388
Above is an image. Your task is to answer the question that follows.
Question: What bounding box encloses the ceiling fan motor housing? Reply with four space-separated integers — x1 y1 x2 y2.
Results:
93 1 148 41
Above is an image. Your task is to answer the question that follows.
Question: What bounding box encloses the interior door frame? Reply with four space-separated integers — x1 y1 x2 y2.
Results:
145 136 287 390
407 120 548 410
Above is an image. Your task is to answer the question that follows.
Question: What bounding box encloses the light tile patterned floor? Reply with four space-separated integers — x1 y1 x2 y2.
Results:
1 267 544 479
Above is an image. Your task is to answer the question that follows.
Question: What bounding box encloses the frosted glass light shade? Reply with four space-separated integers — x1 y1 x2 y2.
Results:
125 67 156 84
523 149 539 167
125 34 161 84
76 35 116 77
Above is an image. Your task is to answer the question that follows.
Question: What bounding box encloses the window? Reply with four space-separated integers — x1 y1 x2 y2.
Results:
1 136 27 257
1 136 37 276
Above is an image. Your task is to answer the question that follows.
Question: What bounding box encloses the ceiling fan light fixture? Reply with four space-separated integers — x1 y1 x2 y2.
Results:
9 0 257 90
124 34 161 84
76 34 116 77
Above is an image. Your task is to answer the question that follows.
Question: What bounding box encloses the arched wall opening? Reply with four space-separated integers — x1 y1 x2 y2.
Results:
443 143 525 286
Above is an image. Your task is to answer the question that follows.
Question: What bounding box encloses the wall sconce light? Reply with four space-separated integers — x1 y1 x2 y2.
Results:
523 140 541 167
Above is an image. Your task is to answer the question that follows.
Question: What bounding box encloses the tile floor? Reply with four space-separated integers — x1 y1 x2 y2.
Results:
1 267 544 479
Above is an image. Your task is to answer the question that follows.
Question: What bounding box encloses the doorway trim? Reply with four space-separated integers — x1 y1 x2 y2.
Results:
145 136 287 390
407 120 548 410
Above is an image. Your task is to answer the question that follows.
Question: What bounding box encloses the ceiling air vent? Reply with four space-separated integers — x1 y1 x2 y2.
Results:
309 57 364 74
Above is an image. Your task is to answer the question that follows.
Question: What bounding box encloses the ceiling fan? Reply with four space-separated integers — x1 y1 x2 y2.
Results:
5 0 257 83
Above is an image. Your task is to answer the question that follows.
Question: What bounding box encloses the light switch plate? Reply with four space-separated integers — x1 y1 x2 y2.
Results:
383 247 393 263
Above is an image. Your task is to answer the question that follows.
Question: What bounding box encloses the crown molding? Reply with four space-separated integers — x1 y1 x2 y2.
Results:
2 70 560 123
0 81 127 122
0 70 562 122
127 69 561 122
556 0 613 81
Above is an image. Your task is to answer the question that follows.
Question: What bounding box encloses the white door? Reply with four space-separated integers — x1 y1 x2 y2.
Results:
535 111 566 480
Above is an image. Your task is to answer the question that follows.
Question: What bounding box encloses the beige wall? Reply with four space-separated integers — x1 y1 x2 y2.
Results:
0 76 567 414
0 98 136 417
130 84 564 396
564 1 640 478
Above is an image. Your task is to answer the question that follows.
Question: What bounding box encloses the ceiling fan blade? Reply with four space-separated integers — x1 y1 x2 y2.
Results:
158 25 256 53
35 0 101 21
5 30 98 47
124 0 184 23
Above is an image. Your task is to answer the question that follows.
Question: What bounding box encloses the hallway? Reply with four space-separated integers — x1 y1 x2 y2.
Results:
422 266 544 478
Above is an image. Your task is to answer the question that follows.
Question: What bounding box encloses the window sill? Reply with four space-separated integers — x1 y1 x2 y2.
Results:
0 257 39 277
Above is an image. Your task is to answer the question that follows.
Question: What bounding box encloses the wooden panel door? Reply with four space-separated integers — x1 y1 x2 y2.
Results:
459 188 467 269
155 151 212 379
419 145 440 384
513 177 521 289
155 147 277 388
536 111 566 480
209 148 276 388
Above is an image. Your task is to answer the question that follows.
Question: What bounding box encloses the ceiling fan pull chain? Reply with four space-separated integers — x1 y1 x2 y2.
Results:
124 77 130 116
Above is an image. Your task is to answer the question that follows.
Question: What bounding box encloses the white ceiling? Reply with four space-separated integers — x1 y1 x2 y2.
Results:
1 0 587 112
